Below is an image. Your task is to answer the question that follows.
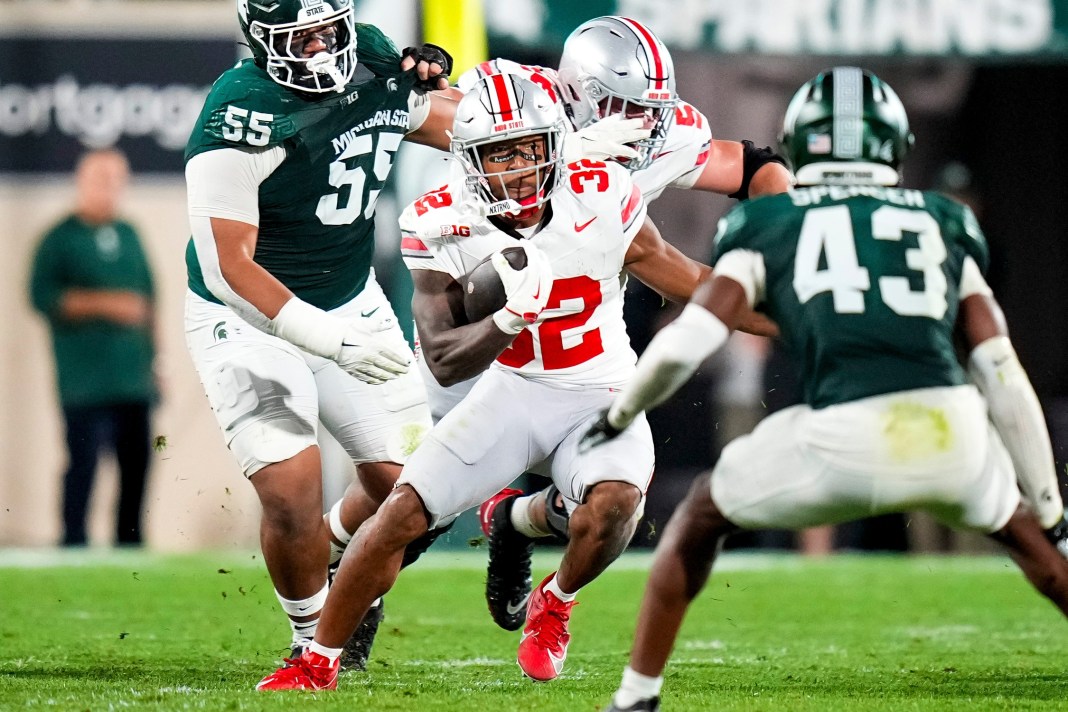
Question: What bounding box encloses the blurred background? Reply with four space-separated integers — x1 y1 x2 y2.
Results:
2 0 1066 553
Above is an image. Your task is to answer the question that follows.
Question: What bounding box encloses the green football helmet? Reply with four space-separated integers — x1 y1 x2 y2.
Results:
780 67 915 186
237 0 356 93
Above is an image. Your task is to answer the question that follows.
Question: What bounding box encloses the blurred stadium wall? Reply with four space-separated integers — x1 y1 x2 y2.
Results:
2 0 1066 551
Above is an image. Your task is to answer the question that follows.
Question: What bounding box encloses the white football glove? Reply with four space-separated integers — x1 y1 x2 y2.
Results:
491 242 554 335
335 322 410 385
562 115 650 164
271 297 410 384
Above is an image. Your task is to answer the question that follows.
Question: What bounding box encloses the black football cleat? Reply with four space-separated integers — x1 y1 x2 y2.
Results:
603 696 661 712
339 597 385 671
479 488 535 631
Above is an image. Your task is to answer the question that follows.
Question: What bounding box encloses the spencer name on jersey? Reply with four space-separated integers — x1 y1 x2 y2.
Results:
713 188 989 410
400 160 648 388
185 24 418 311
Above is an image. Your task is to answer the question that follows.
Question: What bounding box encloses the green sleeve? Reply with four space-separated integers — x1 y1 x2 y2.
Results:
29 226 66 319
185 61 300 161
354 23 403 77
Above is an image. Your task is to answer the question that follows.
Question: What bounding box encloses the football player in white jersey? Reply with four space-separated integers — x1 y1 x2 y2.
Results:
255 74 756 690
453 17 793 632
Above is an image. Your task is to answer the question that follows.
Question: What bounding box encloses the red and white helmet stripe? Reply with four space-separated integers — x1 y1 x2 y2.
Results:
615 16 668 92
486 73 520 123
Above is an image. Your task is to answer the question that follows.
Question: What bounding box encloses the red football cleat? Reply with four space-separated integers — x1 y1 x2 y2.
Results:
517 573 575 681
256 649 339 691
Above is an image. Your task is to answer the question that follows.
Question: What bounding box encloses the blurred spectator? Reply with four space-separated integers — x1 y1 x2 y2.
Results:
29 149 158 547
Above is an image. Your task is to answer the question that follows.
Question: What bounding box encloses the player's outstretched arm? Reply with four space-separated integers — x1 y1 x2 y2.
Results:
623 216 710 303
689 139 793 199
623 216 779 338
405 92 458 150
581 274 750 454
959 291 1065 529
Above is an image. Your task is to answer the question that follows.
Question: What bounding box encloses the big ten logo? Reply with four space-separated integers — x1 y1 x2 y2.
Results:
439 224 470 237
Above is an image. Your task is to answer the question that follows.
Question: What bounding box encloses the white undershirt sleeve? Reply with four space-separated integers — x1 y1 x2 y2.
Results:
186 146 286 331
958 255 993 300
407 90 431 133
710 249 766 309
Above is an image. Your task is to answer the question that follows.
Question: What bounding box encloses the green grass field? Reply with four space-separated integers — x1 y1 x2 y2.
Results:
0 550 1064 711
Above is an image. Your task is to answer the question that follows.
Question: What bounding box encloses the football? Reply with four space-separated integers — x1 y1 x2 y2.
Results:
463 245 527 324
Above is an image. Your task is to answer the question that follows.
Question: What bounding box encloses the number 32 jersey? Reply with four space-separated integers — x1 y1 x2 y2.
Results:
399 160 648 389
712 186 990 409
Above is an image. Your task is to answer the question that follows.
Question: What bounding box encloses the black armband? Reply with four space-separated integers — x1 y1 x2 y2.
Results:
728 140 788 201
401 43 454 87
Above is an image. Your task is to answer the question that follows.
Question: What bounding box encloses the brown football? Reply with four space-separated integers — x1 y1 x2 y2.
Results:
463 245 528 324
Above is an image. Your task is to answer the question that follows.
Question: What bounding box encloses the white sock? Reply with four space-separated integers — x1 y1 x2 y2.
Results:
308 640 343 664
544 573 577 602
613 665 663 707
510 493 552 538
276 583 329 647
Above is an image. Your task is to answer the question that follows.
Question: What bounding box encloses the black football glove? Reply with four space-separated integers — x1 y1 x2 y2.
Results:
401 43 453 89
579 408 625 454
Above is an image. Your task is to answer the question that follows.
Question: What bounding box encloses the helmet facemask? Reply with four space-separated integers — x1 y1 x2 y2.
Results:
580 79 676 170
245 6 356 94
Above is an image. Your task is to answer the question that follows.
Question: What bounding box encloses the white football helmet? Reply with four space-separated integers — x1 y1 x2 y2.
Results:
558 16 678 170
451 74 568 217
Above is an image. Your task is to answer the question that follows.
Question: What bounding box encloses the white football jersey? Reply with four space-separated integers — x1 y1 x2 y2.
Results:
632 100 713 202
400 160 647 389
456 59 712 205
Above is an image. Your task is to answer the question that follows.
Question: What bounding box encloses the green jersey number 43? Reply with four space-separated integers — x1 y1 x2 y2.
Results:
793 205 948 320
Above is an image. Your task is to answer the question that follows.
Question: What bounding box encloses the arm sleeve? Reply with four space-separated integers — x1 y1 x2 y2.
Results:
958 255 993 300
607 303 730 430
185 146 286 331
711 249 766 309
407 90 432 133
727 140 789 201
969 336 1064 528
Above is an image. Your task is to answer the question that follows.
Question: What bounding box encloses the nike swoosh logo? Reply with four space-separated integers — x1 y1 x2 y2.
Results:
547 649 566 673
361 307 380 318
574 217 597 232
506 593 531 617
